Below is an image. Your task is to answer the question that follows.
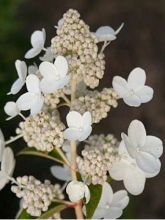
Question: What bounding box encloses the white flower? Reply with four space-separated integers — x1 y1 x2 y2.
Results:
4 101 20 120
39 55 70 94
66 181 90 203
109 141 161 195
93 182 129 219
40 47 54 62
121 120 163 174
0 129 5 161
25 28 46 59
8 60 27 95
50 165 71 182
16 74 44 115
0 147 15 190
112 67 154 107
94 23 124 42
64 111 92 141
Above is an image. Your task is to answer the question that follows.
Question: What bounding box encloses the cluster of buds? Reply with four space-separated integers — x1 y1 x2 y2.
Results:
16 110 65 151
51 9 105 88
44 90 64 109
11 176 64 217
77 134 119 185
72 88 118 123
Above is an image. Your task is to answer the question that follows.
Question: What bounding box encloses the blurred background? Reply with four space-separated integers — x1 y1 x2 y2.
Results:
0 0 165 218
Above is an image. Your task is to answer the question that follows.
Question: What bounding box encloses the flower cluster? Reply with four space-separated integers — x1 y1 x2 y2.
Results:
11 176 64 217
51 9 105 88
16 110 65 151
77 134 119 185
72 88 118 123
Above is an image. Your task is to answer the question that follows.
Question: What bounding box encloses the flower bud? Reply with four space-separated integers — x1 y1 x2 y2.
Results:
66 180 90 203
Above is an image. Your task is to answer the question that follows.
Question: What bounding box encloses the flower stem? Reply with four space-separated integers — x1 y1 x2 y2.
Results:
55 147 71 167
70 79 84 219
19 113 26 120
5 134 23 145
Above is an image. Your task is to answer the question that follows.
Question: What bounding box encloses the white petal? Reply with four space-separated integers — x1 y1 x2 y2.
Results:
128 120 146 148
136 151 161 174
0 171 8 190
128 67 146 89
31 29 45 48
78 126 92 141
112 76 129 98
9 78 25 95
58 75 70 89
104 207 123 219
66 181 89 202
17 92 36 111
30 95 44 115
93 207 107 219
0 130 5 162
100 182 113 206
143 136 163 158
26 74 40 93
95 26 116 41
40 47 54 62
136 86 154 103
84 185 90 203
25 48 42 59
28 65 38 75
1 147 15 176
112 190 129 209
4 102 19 117
121 133 137 158
50 165 71 181
15 60 27 80
40 78 60 94
123 94 141 107
145 170 159 178
109 159 128 181
64 128 81 141
82 112 92 128
115 22 124 35
123 165 146 195
39 61 58 79
54 55 68 77
66 111 82 128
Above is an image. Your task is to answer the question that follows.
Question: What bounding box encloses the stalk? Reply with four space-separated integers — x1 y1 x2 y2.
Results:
70 79 84 219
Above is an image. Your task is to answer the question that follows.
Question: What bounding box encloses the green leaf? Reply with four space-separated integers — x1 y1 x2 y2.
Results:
38 203 66 219
86 184 102 219
17 203 66 219
17 147 65 165
17 209 35 219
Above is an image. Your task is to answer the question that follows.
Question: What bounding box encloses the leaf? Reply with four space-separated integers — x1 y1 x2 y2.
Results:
38 203 66 219
17 209 35 219
17 147 65 165
86 184 102 219
17 203 66 219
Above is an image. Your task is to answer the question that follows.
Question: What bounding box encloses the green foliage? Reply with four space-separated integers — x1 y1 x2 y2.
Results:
86 184 102 219
17 147 66 165
0 0 25 126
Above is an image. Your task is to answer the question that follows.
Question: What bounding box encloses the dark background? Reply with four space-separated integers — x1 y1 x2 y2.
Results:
0 0 165 218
